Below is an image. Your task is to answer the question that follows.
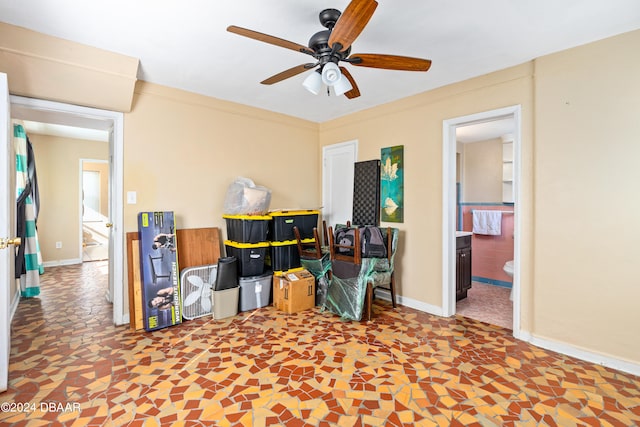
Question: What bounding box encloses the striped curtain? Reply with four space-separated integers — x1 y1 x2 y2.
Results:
14 122 44 297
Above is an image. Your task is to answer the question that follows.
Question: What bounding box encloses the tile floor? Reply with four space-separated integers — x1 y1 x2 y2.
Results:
456 282 513 330
1 261 639 426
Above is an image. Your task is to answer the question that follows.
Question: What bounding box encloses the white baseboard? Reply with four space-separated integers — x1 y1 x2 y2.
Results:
518 331 640 377
376 289 640 377
9 291 20 323
375 289 444 317
42 258 82 268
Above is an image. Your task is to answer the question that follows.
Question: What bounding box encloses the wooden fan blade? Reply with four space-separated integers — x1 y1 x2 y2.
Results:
328 0 378 52
339 67 361 99
261 64 315 85
349 53 432 71
227 25 314 56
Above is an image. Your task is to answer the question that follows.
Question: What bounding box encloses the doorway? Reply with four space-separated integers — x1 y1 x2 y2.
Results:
454 123 514 329
9 96 126 326
442 105 522 337
322 140 358 227
81 159 110 262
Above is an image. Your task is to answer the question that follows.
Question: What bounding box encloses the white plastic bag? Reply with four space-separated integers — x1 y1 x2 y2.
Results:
223 177 272 215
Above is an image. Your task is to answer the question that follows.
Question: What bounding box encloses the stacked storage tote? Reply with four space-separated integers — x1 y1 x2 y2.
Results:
223 214 273 311
267 210 319 275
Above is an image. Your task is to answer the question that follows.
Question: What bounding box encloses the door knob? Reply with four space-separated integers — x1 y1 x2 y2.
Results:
105 223 113 228
0 237 21 249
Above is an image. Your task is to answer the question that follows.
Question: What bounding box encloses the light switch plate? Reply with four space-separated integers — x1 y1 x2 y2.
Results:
127 191 137 204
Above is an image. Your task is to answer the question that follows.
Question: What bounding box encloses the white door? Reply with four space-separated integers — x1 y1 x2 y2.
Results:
322 140 357 227
0 72 15 392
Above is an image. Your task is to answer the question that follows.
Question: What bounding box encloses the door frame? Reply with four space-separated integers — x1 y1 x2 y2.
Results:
442 105 522 337
322 140 358 227
1 73 13 392
10 95 126 326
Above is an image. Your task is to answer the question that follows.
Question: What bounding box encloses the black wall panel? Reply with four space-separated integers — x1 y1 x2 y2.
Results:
352 160 380 226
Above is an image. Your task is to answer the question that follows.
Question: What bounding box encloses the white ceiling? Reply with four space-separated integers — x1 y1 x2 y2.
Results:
1 0 640 124
22 121 109 142
457 118 514 144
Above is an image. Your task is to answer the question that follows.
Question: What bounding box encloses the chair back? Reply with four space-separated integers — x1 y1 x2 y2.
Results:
328 225 361 264
293 226 323 259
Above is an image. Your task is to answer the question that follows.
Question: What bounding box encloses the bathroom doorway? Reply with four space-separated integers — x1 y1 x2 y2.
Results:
442 105 522 336
455 123 514 329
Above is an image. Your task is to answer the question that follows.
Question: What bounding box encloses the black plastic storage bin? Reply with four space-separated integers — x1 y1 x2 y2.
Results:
223 214 271 243
267 239 309 273
269 210 319 241
224 240 269 277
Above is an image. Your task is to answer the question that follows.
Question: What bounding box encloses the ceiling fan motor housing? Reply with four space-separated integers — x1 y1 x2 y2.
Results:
308 28 351 67
319 8 341 29
308 30 332 55
309 8 351 68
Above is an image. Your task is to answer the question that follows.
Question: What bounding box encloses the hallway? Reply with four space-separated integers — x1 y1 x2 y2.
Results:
1 262 639 426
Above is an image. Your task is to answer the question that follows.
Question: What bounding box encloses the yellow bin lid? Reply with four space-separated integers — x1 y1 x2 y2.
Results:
224 240 270 248
269 238 314 247
269 209 319 217
222 214 272 220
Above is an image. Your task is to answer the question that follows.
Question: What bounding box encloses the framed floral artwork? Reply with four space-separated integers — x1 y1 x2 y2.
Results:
381 145 404 223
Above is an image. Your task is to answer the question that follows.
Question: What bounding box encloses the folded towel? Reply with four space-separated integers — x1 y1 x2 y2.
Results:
472 210 502 236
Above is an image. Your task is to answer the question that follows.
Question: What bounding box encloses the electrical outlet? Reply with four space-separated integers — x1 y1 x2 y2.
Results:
55 241 62 249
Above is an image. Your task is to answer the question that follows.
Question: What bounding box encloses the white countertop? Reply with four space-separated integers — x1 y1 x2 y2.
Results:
456 231 473 237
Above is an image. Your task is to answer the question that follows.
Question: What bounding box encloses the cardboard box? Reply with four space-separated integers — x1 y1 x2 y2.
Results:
273 269 315 314
138 211 181 331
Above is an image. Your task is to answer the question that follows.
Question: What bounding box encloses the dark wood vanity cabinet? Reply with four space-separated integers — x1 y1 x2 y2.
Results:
456 235 472 300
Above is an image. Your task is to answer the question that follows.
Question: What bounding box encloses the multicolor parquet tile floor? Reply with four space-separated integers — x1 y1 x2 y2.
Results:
1 261 639 426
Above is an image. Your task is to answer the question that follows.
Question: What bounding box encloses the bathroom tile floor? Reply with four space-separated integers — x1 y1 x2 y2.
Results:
1 261 640 426
456 282 513 330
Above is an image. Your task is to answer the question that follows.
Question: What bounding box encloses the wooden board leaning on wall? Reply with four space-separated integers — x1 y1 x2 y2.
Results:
126 227 222 331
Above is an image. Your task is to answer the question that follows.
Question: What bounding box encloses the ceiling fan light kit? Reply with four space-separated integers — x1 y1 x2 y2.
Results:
302 70 323 95
227 0 431 100
331 72 353 97
321 62 341 85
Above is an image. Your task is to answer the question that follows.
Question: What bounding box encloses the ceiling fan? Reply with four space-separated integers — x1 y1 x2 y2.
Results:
227 0 432 99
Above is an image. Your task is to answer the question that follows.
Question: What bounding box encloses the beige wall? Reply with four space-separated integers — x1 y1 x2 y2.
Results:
461 138 503 203
124 82 320 233
533 30 640 363
0 22 138 112
30 134 108 263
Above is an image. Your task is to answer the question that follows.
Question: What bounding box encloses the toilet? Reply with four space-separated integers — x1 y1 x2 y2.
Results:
503 260 514 278
503 260 514 300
